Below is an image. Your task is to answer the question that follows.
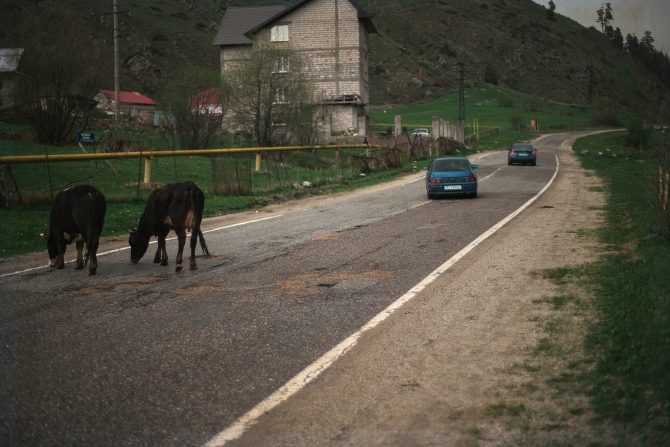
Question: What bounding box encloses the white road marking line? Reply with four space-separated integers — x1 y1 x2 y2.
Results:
479 165 505 182
203 154 561 447
0 215 282 278
408 201 431 209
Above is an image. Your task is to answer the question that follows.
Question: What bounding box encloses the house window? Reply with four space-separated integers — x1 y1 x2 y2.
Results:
271 25 288 42
273 56 289 73
274 87 286 104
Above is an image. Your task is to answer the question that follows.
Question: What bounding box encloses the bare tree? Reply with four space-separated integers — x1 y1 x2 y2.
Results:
11 11 109 146
224 45 318 147
158 67 231 150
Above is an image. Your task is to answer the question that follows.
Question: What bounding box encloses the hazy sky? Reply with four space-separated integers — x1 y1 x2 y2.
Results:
533 0 670 54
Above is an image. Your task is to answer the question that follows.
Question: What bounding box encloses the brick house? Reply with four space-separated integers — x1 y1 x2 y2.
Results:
212 0 376 139
94 90 157 121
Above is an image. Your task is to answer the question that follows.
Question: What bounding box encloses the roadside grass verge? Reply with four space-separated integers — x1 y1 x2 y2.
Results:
479 130 669 445
0 136 438 259
569 131 670 444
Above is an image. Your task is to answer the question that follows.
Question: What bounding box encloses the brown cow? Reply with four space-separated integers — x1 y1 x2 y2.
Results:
40 185 107 275
128 181 211 272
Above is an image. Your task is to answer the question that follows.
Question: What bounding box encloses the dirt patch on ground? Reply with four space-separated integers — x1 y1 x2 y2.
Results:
274 270 394 296
79 276 163 293
173 285 219 295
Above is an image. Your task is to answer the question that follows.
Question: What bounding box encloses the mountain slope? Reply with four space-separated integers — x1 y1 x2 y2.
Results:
2 0 668 119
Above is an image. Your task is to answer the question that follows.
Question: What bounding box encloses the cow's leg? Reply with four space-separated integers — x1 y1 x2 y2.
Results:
189 230 198 270
158 235 169 266
56 237 67 269
75 237 85 270
175 229 186 272
154 244 161 263
88 235 100 275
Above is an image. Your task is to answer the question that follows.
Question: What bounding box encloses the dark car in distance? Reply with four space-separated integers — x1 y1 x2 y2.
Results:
508 143 537 166
423 157 478 199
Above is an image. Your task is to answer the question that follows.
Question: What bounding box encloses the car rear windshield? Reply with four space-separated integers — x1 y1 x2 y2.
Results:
513 144 533 150
434 159 470 171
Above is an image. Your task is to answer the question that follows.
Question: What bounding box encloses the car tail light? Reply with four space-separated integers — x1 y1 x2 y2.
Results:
531 151 536 156
429 178 438 184
510 150 515 155
469 177 476 182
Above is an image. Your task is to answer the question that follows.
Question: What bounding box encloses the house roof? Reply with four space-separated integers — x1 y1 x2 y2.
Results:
0 48 24 72
245 0 377 37
190 88 221 107
212 0 377 47
99 90 156 106
212 5 287 46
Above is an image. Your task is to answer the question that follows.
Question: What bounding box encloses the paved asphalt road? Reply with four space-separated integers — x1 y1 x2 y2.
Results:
0 134 569 446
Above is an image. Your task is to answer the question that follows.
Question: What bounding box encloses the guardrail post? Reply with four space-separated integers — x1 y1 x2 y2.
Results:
143 157 152 183
255 152 262 172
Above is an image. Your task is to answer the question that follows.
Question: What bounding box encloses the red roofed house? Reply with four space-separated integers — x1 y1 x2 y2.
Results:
94 90 157 121
190 88 223 116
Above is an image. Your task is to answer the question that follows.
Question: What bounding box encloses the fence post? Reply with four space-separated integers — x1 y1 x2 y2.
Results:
143 156 152 183
255 152 262 172
335 148 340 163
395 115 403 138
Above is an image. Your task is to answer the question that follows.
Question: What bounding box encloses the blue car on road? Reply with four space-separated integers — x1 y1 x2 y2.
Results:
508 143 537 166
423 157 478 199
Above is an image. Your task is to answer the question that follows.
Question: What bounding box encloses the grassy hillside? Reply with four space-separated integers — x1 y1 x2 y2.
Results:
1 0 668 120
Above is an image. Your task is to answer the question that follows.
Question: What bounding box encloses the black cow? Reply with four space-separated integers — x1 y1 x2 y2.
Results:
40 185 107 275
128 181 211 272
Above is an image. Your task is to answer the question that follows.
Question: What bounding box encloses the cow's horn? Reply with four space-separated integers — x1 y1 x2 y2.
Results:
126 229 134 234
39 232 49 239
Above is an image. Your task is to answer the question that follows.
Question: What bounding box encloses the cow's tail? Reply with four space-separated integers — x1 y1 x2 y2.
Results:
84 188 96 267
197 229 211 258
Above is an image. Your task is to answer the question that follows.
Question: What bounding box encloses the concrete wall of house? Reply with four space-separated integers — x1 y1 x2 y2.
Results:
220 45 250 76
219 0 372 136
0 75 18 109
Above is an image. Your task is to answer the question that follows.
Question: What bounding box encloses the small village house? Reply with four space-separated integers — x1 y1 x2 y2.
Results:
94 90 157 121
0 48 25 110
212 0 376 140
190 88 223 116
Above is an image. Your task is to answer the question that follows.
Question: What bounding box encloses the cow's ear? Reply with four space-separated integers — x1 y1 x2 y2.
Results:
126 229 134 234
39 232 49 240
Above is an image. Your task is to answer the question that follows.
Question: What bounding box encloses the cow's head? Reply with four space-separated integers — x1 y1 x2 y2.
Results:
128 228 149 263
40 232 59 267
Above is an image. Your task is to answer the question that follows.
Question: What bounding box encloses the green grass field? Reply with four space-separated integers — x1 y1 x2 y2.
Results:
546 131 670 442
0 134 437 258
370 85 633 152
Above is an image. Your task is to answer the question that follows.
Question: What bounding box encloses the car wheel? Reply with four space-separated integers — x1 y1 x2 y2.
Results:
508 159 512 165
471 191 477 198
532 161 537 166
427 192 434 199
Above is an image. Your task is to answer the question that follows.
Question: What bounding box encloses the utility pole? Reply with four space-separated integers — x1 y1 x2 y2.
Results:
102 1 130 120
113 0 120 119
457 62 467 126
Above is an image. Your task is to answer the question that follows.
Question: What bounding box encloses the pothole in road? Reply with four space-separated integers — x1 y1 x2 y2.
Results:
275 270 393 296
79 276 164 293
173 285 219 295
313 232 342 241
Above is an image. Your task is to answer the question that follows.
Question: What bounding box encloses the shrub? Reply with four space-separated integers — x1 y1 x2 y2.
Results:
626 115 651 149
483 63 498 85
510 113 523 130
153 33 168 41
499 98 513 108
592 109 622 127
439 43 457 58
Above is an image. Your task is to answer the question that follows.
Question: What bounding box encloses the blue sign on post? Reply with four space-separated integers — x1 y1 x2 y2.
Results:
77 133 95 143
